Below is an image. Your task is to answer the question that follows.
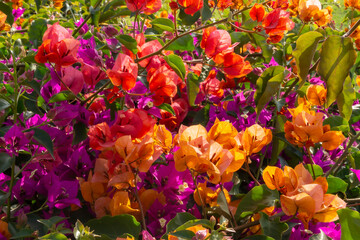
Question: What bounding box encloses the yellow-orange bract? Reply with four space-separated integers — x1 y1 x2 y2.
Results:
306 84 327 106
239 124 272 156
263 164 346 228
193 182 230 207
345 0 360 10
284 104 345 150
169 224 209 240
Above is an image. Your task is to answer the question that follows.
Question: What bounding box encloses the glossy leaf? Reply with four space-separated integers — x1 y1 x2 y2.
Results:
39 233 67 240
337 76 355 121
0 98 10 111
179 9 200 25
304 164 323 178
254 66 288 116
317 36 357 107
235 185 279 221
293 31 324 86
166 35 194 51
32 128 54 158
164 54 186 80
151 18 174 33
168 230 195 239
49 91 76 103
0 63 10 73
116 34 138 54
157 103 176 116
259 212 288 240
28 18 48 48
0 152 14 173
327 175 348 194
86 215 141 240
187 73 200 107
338 208 360 240
72 122 88 146
323 115 350 134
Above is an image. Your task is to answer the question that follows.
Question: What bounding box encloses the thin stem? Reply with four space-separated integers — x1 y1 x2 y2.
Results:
306 148 316 180
282 78 299 98
325 132 360 177
133 11 139 38
343 18 360 37
133 182 147 230
228 22 268 38
245 157 261 186
192 173 207 219
26 199 49 216
72 0 102 37
81 80 111 105
234 212 285 232
6 160 15 222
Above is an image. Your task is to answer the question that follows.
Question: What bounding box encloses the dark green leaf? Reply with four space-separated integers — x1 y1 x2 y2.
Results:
0 2 14 25
86 215 141 240
99 8 132 23
157 103 176 116
201 0 212 22
31 128 54 158
0 99 10 111
327 175 348 194
40 233 67 240
49 91 76 103
72 122 88 146
165 213 196 235
254 66 288 116
243 235 275 240
38 216 67 230
235 185 279 221
164 54 186 80
323 115 350 134
186 73 200 107
317 36 357 107
337 76 355 121
179 9 200 25
217 190 231 217
293 31 324 86
230 32 251 45
0 152 14 173
10 228 36 239
350 104 360 125
166 35 194 51
151 18 174 33
338 208 360 240
270 115 287 165
90 6 100 27
0 63 10 73
259 212 288 240
116 34 138 54
28 19 48 48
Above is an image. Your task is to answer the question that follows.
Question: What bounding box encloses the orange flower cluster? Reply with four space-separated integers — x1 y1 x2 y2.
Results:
53 0 65 9
193 182 230 207
284 104 345 150
344 0 360 11
201 27 253 79
174 120 272 184
83 109 173 218
306 84 327 106
263 164 346 228
0 11 10 32
291 0 332 26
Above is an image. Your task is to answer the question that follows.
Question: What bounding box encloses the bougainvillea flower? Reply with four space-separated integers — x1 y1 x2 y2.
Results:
306 84 327 106
313 6 333 26
178 0 204 15
159 98 189 131
193 182 230 207
88 122 113 150
202 29 232 59
125 0 161 15
199 73 224 99
82 62 107 87
169 224 209 240
319 130 346 151
94 196 112 218
111 109 156 140
109 191 140 217
152 125 173 154
60 66 84 95
221 52 253 78
0 220 11 239
138 40 163 69
208 0 233 10
239 124 272 156
147 66 179 105
80 171 106 203
0 11 8 31
106 53 138 91
250 3 266 22
345 0 360 10
298 0 321 22
263 9 295 43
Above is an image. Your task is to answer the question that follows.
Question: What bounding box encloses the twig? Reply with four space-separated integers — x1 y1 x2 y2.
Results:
343 18 360 37
81 80 111 105
234 212 285 232
72 0 102 37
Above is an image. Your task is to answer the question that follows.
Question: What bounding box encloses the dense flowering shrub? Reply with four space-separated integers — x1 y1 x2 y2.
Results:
0 0 360 239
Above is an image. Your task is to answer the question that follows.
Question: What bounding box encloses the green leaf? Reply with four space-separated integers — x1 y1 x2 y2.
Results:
0 63 10 73
217 190 231 217
31 128 54 158
270 115 287 165
0 152 13 173
0 98 10 111
165 213 196 236
174 219 212 232
230 32 251 45
86 215 141 240
234 185 279 221
151 18 174 33
116 34 138 54
201 0 212 22
209 232 225 240
28 19 48 48
157 103 175 116
350 104 360 125
317 36 357 107
327 175 348 194
0 192 9 206
38 216 67 230
338 208 360 240
164 54 186 81
8 228 34 239
49 91 76 103
40 233 67 240
254 66 288 116
168 230 195 239
0 2 14 25
293 31 324 86
166 35 194 51
309 230 331 240
337 76 356 121
323 115 350 134
179 9 200 25
186 73 200 107
90 6 100 27
72 122 88 146
259 212 288 240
